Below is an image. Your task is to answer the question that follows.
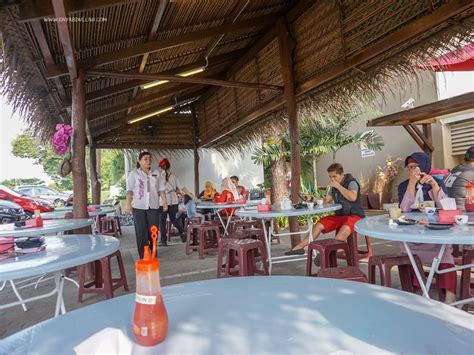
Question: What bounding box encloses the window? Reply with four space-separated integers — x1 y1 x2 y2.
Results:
450 118 474 155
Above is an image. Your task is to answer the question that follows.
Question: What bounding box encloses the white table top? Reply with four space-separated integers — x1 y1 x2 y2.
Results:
0 219 92 238
54 204 113 211
355 212 474 244
236 204 341 218
196 201 248 209
1 276 472 354
0 234 119 282
42 208 116 219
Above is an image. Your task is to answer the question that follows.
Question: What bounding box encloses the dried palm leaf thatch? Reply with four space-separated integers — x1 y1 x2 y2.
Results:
0 8 64 143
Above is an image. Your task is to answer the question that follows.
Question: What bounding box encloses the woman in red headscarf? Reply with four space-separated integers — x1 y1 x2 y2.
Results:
157 158 196 246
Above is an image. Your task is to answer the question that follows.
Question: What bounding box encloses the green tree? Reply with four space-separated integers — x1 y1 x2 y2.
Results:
252 112 384 190
0 178 45 189
11 132 73 190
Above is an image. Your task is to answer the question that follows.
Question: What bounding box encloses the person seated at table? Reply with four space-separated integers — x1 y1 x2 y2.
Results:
198 180 219 201
183 194 205 224
284 163 365 259
215 178 239 216
445 145 474 209
398 152 456 304
230 175 247 199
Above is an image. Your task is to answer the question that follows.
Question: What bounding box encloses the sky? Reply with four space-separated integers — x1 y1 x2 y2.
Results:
0 96 51 183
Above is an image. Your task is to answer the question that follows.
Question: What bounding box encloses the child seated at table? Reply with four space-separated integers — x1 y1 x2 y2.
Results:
183 194 205 224
398 152 456 304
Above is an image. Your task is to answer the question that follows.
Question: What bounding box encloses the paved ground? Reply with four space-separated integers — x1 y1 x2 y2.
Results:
0 220 469 339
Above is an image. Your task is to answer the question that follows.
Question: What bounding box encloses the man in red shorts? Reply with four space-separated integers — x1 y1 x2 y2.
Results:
284 163 365 261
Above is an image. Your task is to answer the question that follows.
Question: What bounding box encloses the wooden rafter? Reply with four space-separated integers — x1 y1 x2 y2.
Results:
87 70 284 91
79 14 277 69
88 84 199 122
95 143 194 149
18 0 139 22
367 91 474 126
201 0 472 147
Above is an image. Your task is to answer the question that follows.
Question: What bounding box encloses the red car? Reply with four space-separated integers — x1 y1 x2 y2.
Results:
0 185 54 217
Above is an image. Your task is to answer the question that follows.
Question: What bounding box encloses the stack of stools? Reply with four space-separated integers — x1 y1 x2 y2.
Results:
185 223 220 259
77 250 129 301
99 216 120 238
460 247 474 311
225 239 269 277
368 254 425 292
306 238 367 282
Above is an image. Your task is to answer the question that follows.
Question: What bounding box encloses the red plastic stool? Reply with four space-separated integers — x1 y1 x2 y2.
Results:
99 216 119 237
225 239 269 277
229 220 260 234
368 254 425 292
113 216 122 236
460 248 474 311
216 234 248 278
185 224 220 259
306 238 352 277
235 228 266 247
317 266 368 283
346 232 372 266
77 250 128 302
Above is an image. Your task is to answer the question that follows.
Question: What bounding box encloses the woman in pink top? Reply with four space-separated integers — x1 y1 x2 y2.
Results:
398 152 456 303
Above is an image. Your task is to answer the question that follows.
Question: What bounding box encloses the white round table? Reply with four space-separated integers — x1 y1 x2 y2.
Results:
0 219 92 238
0 234 119 317
355 212 474 306
41 207 116 219
54 204 113 212
1 277 472 355
236 205 341 274
196 201 254 235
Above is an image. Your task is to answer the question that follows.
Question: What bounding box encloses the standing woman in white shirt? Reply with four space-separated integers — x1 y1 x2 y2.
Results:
157 158 197 245
125 152 168 258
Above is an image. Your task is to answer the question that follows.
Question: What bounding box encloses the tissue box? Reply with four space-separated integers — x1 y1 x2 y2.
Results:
0 236 14 253
25 217 44 228
236 198 247 204
438 209 462 223
257 204 271 212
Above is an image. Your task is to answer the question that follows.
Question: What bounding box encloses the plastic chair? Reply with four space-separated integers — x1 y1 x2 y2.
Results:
225 239 269 277
306 238 352 277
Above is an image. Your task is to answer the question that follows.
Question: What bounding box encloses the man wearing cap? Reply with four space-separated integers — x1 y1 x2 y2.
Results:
445 145 474 209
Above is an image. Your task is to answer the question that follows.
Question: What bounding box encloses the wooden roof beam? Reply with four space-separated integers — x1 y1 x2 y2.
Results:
51 0 77 79
84 14 278 68
95 143 193 149
201 0 473 147
18 0 138 22
367 92 474 126
88 84 200 122
87 70 283 92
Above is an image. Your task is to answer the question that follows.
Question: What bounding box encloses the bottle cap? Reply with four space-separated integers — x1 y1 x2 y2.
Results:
135 246 160 272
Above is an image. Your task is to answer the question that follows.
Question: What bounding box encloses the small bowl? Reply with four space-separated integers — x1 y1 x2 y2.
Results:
307 202 314 209
315 199 324 207
423 207 436 216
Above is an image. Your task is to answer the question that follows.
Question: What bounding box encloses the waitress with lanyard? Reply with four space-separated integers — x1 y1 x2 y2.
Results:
125 151 168 258
158 158 197 245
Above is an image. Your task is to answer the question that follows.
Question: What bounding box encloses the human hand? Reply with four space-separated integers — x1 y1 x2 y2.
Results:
162 204 168 212
408 167 421 182
420 173 437 187
124 204 132 215
329 178 341 190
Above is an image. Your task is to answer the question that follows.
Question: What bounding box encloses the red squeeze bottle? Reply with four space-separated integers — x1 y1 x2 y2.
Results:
132 225 168 346
465 181 474 212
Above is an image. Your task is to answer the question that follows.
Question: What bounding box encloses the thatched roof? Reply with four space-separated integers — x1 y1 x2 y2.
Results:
0 0 473 152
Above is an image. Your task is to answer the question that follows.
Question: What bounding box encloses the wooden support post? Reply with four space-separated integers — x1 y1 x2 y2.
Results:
191 106 200 196
422 123 433 158
90 146 101 205
71 69 88 220
278 21 301 247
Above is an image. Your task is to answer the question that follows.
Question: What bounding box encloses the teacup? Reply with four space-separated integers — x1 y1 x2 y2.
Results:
388 207 401 219
307 202 314 209
423 207 436 216
315 199 324 207
454 215 468 225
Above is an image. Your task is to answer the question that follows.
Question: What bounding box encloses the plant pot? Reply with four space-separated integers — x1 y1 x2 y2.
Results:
368 193 381 210
59 158 72 177
360 193 369 210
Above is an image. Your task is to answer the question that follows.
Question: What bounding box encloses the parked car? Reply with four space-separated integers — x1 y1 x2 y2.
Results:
0 185 54 217
0 200 26 224
15 185 73 207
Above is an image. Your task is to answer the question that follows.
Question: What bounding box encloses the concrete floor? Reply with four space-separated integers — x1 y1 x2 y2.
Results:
0 222 468 339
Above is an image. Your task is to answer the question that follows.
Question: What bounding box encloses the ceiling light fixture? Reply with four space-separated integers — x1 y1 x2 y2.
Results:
127 106 173 124
141 67 205 90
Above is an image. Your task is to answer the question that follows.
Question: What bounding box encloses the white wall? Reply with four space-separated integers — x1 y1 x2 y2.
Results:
150 148 264 193
316 72 440 190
